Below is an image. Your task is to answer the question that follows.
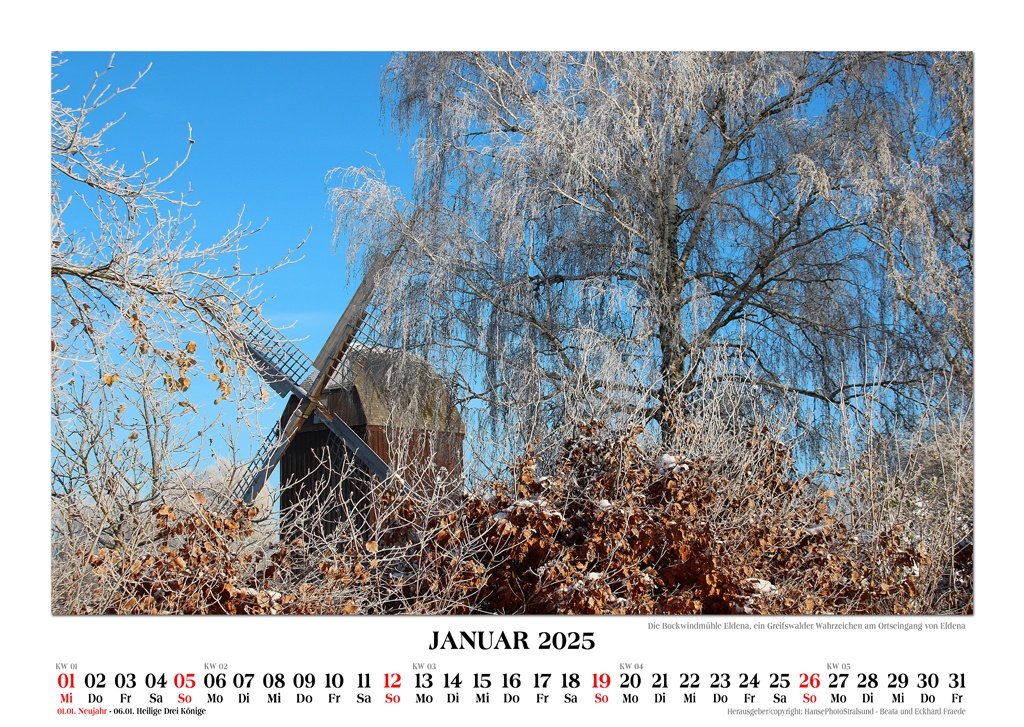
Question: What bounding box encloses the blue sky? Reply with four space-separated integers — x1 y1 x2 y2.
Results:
54 52 415 350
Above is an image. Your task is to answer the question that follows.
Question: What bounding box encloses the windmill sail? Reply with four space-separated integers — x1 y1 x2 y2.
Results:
199 254 396 504
307 252 392 398
197 279 315 398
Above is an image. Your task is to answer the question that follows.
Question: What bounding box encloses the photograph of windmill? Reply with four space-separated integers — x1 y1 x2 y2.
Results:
51 52 972 616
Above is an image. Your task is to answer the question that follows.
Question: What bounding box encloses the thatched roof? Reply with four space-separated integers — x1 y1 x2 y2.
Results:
325 347 465 434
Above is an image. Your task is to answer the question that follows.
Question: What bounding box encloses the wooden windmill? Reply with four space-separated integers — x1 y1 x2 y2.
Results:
198 254 464 534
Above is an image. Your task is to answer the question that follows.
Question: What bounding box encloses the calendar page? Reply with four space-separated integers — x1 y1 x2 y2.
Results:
19 5 1014 724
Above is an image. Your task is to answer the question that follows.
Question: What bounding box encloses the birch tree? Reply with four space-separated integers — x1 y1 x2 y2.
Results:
331 52 972 458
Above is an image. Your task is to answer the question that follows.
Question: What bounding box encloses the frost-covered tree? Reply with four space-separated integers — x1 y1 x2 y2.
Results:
50 55 285 565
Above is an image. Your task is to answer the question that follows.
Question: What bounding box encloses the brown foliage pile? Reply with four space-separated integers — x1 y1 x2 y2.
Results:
441 422 928 614
73 497 286 614
72 423 930 615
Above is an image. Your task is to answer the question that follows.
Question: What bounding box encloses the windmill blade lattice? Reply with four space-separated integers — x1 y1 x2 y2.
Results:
197 279 315 399
234 422 281 501
306 252 393 396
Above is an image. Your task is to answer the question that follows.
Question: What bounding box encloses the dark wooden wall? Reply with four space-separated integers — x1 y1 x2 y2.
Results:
279 385 464 544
